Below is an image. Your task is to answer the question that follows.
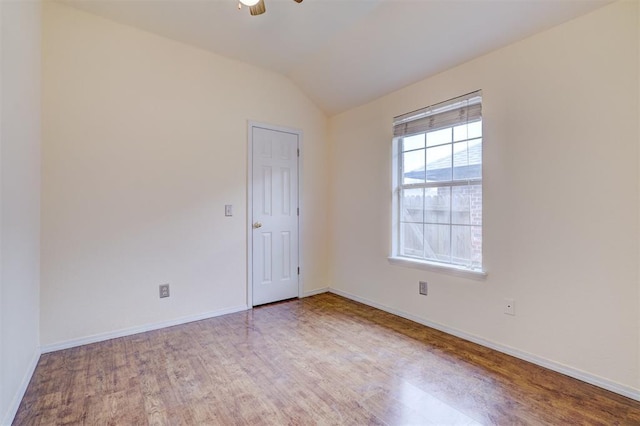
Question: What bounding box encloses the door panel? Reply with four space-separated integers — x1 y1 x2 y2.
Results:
252 126 299 306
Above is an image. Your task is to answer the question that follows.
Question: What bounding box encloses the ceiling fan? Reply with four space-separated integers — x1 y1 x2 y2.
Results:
238 0 303 16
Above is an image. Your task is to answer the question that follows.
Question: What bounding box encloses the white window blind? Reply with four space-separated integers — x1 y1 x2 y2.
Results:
393 91 482 138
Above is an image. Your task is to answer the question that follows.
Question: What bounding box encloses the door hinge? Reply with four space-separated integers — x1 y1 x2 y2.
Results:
297 148 300 157
297 267 300 275
297 207 299 216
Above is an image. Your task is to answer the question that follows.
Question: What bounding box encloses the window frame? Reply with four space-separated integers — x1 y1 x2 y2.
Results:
389 92 487 279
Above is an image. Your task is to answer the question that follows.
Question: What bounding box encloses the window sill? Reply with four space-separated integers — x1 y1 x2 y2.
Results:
388 256 487 280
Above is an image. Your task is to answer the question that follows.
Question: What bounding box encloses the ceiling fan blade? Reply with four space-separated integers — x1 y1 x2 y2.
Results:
293 0 303 2
249 0 265 15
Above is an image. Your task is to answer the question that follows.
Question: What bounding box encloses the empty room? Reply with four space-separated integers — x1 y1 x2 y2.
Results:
2 0 640 424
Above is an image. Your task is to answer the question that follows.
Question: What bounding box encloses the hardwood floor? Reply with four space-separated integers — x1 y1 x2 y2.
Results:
13 293 640 425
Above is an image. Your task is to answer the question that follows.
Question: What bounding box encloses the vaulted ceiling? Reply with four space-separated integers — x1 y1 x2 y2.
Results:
60 0 612 115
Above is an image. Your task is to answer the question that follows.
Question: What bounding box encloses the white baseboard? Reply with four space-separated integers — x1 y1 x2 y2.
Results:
1 346 41 426
41 304 249 354
302 287 329 297
329 288 640 402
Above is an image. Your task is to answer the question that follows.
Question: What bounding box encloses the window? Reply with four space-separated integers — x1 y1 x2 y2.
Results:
391 91 484 274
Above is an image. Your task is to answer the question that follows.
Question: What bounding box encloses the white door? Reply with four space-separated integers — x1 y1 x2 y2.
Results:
251 125 299 306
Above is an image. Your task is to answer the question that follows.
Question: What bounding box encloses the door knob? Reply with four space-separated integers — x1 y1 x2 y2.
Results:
253 222 262 229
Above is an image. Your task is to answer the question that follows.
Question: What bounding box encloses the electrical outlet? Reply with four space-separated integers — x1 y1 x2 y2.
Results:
419 281 428 296
225 204 232 216
504 298 515 316
159 284 170 298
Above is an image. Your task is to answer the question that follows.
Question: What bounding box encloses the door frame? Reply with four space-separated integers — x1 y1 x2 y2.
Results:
247 121 303 307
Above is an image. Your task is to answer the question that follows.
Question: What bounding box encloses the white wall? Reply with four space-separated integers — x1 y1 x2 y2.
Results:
41 2 329 347
0 0 42 423
637 0 640 392
329 0 639 395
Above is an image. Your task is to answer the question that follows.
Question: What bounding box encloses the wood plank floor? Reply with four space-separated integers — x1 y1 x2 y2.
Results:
13 293 640 425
